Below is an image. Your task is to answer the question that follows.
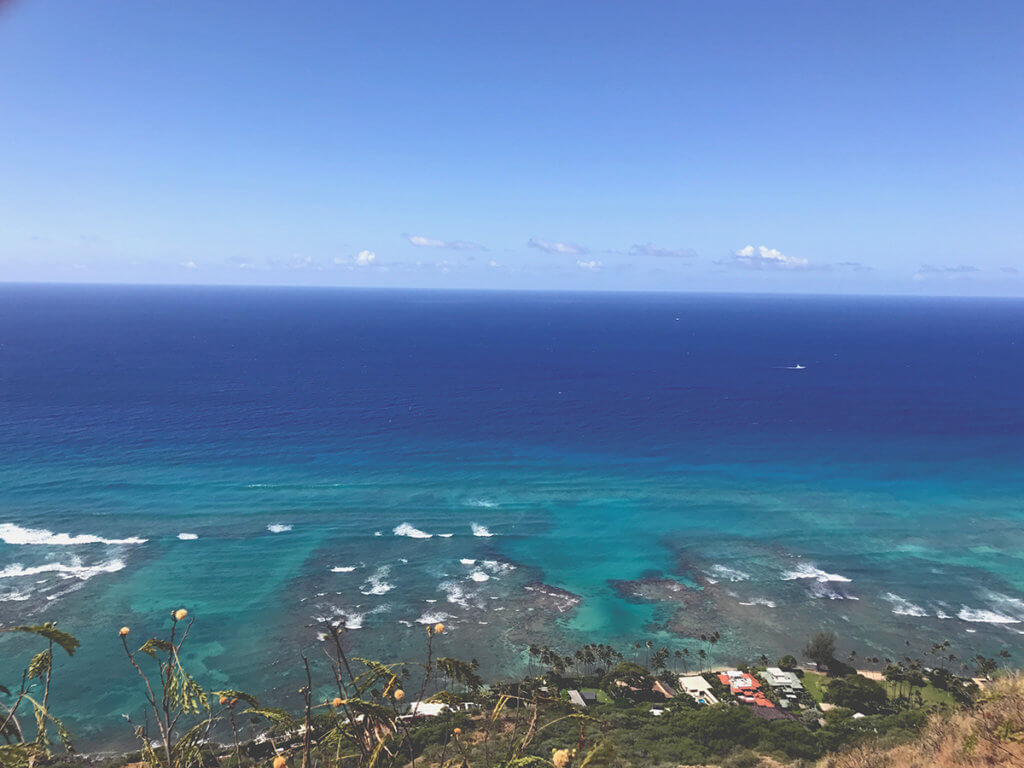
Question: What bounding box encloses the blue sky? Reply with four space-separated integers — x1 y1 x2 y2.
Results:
1 0 1022 294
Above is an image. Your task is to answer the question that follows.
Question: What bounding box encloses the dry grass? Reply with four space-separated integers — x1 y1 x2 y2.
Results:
822 674 1024 768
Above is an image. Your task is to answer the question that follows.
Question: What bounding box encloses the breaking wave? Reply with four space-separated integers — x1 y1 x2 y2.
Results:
709 564 750 582
782 563 851 583
0 558 126 580
738 597 776 608
267 524 292 533
416 610 453 625
394 523 432 539
360 565 394 596
958 607 1020 624
471 523 493 537
883 592 928 617
0 523 146 546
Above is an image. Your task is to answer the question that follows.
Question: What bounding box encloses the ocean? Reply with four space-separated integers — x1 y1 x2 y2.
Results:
1 284 1023 747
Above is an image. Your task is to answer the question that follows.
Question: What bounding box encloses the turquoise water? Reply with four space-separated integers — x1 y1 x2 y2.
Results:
1 286 1023 747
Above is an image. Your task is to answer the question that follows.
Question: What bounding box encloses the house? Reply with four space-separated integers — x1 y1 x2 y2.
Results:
762 667 803 693
677 675 719 706
399 701 448 719
568 689 598 708
719 671 761 695
652 680 676 700
761 667 803 705
719 671 774 709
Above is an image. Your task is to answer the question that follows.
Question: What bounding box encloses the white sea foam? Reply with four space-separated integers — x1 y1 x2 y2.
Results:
374 531 382 537
460 558 476 566
883 593 928 617
709 564 750 582
469 570 490 582
958 607 1020 624
0 589 31 602
440 580 472 608
809 581 858 600
481 559 515 574
177 533 199 540
438 533 454 538
361 566 394 596
331 566 357 573
782 563 851 583
325 603 389 631
471 523 493 537
394 523 432 539
467 499 498 508
738 597 776 608
334 610 365 630
44 582 86 601
0 523 146 546
267 524 292 533
0 559 126 580
980 590 1024 619
416 610 453 625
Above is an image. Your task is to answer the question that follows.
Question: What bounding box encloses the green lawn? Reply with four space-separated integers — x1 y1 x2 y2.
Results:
802 671 955 709
899 681 956 708
560 687 614 705
581 687 614 704
801 671 827 703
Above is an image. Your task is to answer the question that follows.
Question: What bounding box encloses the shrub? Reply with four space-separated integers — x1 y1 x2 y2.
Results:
824 674 889 714
777 654 799 671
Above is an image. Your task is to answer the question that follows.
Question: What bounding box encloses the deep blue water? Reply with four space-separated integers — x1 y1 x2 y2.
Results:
1 285 1023 746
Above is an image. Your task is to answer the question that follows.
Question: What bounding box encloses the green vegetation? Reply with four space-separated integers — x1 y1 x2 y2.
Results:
823 675 888 714
0 616 1004 768
802 631 836 672
801 671 827 704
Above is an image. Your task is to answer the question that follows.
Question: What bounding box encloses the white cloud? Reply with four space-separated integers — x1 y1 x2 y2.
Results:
488 260 500 268
405 234 484 251
732 245 808 269
630 244 696 259
528 238 587 256
576 259 602 271
913 263 979 281
182 260 198 269
354 250 376 266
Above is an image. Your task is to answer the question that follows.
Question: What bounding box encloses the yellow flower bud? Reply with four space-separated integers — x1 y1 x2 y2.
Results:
119 626 130 637
331 697 344 708
272 756 287 768
453 727 462 736
173 608 188 621
219 695 229 706
552 748 571 768
433 622 445 635
393 689 405 701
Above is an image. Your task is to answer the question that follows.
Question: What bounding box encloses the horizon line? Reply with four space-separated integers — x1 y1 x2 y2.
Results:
2 279 1024 302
